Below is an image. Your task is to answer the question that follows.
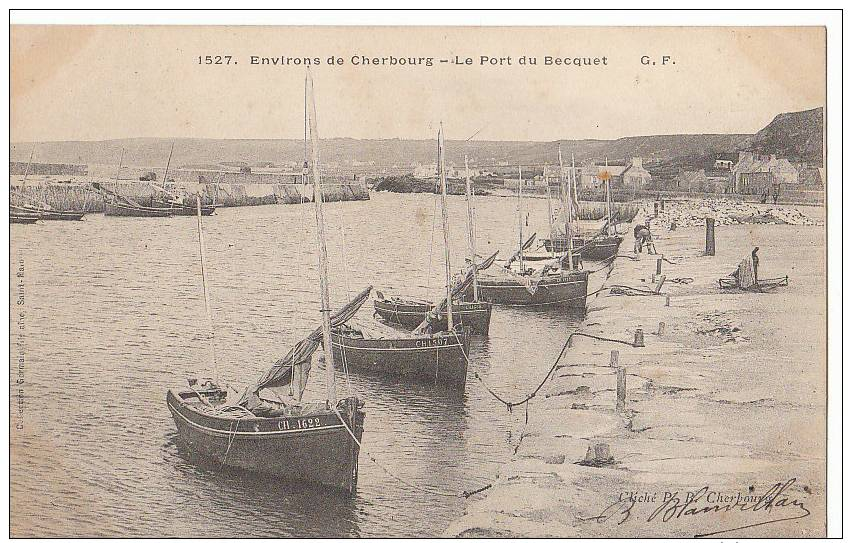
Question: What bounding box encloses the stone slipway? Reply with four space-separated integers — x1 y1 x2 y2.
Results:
446 209 826 538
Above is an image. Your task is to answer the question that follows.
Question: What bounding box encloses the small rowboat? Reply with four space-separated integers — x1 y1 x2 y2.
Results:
11 204 85 221
104 201 174 217
167 385 364 492
10 213 40 224
718 275 789 292
374 297 492 334
330 325 471 389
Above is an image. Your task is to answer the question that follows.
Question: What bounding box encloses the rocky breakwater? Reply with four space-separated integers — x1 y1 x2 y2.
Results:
446 209 825 537
642 199 822 230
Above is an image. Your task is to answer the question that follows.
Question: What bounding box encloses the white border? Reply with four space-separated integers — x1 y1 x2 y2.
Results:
4 9 843 542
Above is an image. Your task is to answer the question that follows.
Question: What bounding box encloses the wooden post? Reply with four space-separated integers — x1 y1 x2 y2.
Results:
656 256 663 275
660 199 665 211
705 217 716 256
658 321 666 335
665 294 671 307
633 328 645 347
653 201 659 217
610 350 619 367
616 368 627 412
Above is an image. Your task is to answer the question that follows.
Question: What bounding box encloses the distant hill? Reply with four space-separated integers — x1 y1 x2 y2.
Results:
8 134 750 172
9 107 822 172
738 107 824 166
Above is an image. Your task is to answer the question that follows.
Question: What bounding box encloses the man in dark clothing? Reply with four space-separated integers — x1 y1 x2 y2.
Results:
634 224 652 254
751 247 760 283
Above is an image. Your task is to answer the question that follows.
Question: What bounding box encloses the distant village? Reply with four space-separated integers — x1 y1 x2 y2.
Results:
410 150 824 199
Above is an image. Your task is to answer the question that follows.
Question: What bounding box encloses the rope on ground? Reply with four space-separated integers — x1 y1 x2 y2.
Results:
668 277 694 284
608 284 662 296
332 407 462 498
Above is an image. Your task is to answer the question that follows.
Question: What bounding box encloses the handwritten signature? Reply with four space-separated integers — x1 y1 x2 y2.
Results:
579 478 811 537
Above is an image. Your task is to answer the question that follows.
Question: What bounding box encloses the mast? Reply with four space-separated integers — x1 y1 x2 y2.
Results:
605 156 613 235
464 154 479 301
20 146 35 191
517 165 525 273
161 142 175 190
437 124 453 330
112 148 125 205
558 145 574 270
196 195 218 385
306 68 336 405
571 153 580 235
545 165 555 256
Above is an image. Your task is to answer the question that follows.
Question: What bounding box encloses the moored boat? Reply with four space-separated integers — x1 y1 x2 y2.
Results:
374 296 492 334
10 213 40 224
330 324 471 388
478 268 590 308
544 234 624 261
10 204 86 221
104 200 174 217
167 69 367 493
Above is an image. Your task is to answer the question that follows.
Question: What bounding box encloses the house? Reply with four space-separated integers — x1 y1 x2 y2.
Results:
732 152 799 194
671 170 709 192
413 163 438 179
576 158 650 189
621 158 653 188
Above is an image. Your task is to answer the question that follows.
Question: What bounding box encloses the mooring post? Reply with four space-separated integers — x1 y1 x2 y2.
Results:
633 328 645 347
610 350 619 368
660 199 665 211
653 201 659 217
656 256 663 275
616 367 627 412
658 321 666 335
705 217 716 256
665 294 671 307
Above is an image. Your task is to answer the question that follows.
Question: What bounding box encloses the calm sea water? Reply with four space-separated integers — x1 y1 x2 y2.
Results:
10 191 598 537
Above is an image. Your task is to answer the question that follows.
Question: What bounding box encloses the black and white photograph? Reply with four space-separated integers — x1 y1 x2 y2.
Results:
8 11 840 538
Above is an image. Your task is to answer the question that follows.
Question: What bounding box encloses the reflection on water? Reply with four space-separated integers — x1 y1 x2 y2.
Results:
10 192 590 537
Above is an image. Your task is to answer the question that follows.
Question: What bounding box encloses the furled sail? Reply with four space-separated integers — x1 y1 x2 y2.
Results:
237 285 372 407
504 233 536 269
414 250 498 334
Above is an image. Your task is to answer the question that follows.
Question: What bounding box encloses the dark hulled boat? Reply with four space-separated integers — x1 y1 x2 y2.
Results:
478 269 590 308
104 200 174 217
163 202 217 216
10 213 40 224
10 204 85 221
544 234 624 261
374 296 492 334
330 324 471 388
167 386 364 492
167 71 368 493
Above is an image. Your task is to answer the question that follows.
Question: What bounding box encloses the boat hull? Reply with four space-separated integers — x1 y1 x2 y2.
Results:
105 201 174 217
477 270 589 308
10 213 39 224
154 202 217 216
544 235 623 261
11 205 86 220
166 390 364 493
373 299 492 335
330 329 470 388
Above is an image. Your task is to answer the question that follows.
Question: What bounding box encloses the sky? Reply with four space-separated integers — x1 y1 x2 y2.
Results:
11 25 826 142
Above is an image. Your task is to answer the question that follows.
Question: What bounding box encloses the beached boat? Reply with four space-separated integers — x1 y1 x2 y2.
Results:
544 234 624 261
10 213 40 224
10 204 86 221
168 70 367 493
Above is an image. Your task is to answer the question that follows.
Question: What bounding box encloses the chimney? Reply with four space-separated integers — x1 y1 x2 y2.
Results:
632 157 643 168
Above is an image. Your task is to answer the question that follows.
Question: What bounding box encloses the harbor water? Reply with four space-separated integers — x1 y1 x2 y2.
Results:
10 191 603 537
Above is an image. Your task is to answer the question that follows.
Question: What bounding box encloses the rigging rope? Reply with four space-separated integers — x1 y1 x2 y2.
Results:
332 407 462 498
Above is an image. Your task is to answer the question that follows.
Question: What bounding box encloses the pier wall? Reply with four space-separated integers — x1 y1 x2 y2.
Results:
9 180 369 212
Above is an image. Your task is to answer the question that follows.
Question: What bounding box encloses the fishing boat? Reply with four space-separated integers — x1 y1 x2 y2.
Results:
10 148 87 220
91 182 175 217
373 251 498 334
150 143 217 216
478 150 590 309
10 204 86 221
168 70 366 493
332 125 471 389
540 157 624 262
10 213 40 224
